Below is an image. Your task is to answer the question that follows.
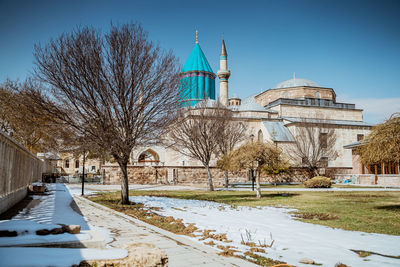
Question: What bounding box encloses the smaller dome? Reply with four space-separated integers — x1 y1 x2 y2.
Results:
194 99 218 108
275 78 320 89
238 95 266 112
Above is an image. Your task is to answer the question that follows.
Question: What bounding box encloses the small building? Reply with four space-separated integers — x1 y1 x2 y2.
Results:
344 142 400 186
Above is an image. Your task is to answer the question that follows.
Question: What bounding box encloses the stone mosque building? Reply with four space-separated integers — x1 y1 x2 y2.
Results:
58 32 373 185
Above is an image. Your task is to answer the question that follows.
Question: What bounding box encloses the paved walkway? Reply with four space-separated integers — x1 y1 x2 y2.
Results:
73 196 257 267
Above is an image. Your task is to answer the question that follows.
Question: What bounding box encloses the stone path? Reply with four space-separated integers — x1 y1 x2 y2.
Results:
73 196 257 267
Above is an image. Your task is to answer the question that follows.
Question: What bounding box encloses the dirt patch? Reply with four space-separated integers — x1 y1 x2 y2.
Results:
204 240 215 246
89 197 198 237
199 229 232 242
244 251 287 266
249 247 266 253
295 212 339 221
216 245 239 257
334 194 386 198
351 249 400 259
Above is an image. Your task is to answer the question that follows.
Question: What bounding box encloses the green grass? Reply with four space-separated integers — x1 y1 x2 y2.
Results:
116 189 400 235
233 183 396 189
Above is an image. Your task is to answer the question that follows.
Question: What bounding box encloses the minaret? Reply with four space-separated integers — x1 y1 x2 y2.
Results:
217 36 230 106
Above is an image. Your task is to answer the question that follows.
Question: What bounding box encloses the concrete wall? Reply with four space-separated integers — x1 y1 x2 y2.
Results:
376 175 400 186
0 130 43 214
354 174 400 186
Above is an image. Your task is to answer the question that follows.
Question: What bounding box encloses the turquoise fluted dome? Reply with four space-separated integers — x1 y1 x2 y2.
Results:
179 41 216 107
182 44 214 73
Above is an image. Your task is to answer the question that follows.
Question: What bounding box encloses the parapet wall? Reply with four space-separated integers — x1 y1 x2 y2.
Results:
0 130 43 214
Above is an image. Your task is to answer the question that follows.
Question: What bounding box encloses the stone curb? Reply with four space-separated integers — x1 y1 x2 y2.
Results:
75 195 257 267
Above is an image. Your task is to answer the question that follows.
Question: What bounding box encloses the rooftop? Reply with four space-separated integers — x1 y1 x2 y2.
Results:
275 77 320 89
264 98 359 110
283 117 373 127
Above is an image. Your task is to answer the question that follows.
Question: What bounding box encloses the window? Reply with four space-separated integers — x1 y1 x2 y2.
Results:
302 157 308 165
65 159 69 168
319 157 328 167
75 160 79 169
258 130 263 142
320 133 327 149
357 134 364 141
316 91 321 98
91 166 95 171
320 157 328 161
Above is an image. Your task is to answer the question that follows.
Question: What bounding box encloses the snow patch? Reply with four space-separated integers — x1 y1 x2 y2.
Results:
0 247 128 267
130 196 400 267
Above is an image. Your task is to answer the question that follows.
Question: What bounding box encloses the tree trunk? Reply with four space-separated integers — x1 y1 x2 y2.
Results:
224 170 229 188
313 167 320 177
206 166 214 191
256 169 261 198
118 161 130 204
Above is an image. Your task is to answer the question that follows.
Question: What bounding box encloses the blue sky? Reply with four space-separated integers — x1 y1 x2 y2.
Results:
0 0 399 123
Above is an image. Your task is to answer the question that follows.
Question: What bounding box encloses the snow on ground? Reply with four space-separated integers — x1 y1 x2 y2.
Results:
0 183 126 266
0 247 128 267
12 183 90 229
0 220 91 246
66 185 98 196
130 196 400 267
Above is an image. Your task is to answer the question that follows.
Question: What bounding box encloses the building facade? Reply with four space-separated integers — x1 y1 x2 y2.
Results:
58 32 374 186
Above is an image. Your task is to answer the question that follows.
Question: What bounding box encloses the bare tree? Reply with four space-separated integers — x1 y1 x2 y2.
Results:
287 120 338 178
216 115 246 188
168 100 228 191
28 23 180 204
0 80 67 153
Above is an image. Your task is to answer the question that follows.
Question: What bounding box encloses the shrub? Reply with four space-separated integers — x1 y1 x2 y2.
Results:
304 176 332 188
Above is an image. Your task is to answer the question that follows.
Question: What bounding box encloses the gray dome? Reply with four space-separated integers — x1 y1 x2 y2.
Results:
238 95 266 112
194 99 218 108
275 78 320 89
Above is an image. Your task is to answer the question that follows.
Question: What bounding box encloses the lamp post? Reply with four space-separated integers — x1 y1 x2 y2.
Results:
249 134 255 191
81 150 86 196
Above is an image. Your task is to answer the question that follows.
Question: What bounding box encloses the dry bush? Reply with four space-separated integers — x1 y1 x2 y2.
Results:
304 176 332 188
200 229 231 242
216 245 238 257
204 240 215 246
250 247 265 253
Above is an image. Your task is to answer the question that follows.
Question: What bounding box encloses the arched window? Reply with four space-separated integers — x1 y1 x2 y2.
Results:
258 130 263 143
284 92 289 98
65 159 69 168
316 91 321 98
75 160 79 168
